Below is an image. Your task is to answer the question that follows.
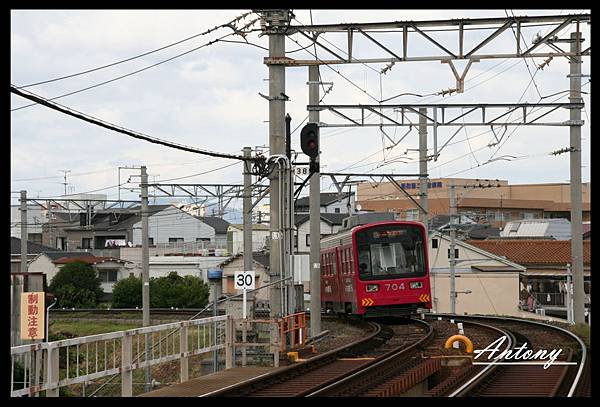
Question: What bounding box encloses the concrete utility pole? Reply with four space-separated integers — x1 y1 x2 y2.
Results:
243 147 252 366
140 166 151 391
419 108 429 231
264 10 290 318
20 190 27 273
309 65 322 336
566 263 574 324
243 147 253 272
448 181 457 314
569 31 585 324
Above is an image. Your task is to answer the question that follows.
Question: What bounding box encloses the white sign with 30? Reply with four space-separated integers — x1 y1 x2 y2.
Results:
234 270 256 290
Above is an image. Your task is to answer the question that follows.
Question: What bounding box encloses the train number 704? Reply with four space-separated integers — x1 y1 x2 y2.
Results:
385 283 405 291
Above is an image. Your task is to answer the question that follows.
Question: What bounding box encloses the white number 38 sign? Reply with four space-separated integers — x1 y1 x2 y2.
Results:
234 271 255 290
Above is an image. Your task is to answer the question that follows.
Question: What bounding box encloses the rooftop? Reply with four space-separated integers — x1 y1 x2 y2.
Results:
11 237 55 255
295 192 354 208
467 239 591 266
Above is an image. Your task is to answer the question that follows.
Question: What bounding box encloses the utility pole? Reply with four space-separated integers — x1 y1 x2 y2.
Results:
264 10 290 318
60 170 71 196
20 190 27 273
308 65 321 336
448 181 457 314
419 107 429 232
569 31 585 324
243 147 252 366
140 166 151 391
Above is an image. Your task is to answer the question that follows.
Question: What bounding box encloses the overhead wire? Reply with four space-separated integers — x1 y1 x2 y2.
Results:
11 18 260 112
14 11 254 89
10 86 248 162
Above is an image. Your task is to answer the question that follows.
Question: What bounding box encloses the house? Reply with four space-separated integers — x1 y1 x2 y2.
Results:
227 224 270 255
430 214 501 240
429 232 525 316
131 205 221 246
28 252 132 299
294 213 348 254
294 192 355 214
217 252 271 306
148 254 230 280
500 218 571 240
195 216 230 247
10 237 56 273
11 204 47 243
467 239 591 316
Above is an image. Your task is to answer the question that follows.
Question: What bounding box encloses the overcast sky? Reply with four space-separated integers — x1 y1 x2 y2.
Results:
10 9 591 217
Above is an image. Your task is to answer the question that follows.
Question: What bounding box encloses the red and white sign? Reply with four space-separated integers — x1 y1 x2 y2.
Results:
20 292 45 340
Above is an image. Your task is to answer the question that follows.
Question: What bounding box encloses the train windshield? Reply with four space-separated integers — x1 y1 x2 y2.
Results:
355 224 426 281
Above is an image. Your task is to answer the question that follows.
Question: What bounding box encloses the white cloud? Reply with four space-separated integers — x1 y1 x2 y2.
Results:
10 9 591 202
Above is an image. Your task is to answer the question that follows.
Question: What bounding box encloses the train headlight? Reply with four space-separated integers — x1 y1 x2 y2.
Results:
410 282 423 289
366 284 379 292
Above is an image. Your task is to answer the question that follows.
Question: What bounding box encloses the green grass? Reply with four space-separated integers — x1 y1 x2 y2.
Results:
50 320 141 339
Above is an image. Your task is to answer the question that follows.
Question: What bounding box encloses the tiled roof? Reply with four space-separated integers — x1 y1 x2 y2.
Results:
197 216 230 234
52 256 128 265
295 192 354 208
11 237 55 255
466 239 591 266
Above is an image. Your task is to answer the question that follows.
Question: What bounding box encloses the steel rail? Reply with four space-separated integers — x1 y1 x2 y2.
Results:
434 313 587 397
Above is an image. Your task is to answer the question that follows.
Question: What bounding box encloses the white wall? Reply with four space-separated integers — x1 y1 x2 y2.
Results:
323 195 355 214
228 227 270 255
11 205 46 238
296 220 341 253
132 206 215 245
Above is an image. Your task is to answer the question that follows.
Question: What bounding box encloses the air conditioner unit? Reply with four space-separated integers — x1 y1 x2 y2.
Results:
535 308 546 316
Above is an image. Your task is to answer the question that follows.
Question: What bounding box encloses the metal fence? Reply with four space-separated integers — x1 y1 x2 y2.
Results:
533 292 566 307
10 315 230 397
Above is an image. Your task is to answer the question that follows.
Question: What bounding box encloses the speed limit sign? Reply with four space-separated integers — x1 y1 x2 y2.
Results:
234 270 255 290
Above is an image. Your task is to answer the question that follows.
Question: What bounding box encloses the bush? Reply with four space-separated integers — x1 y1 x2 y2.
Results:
48 262 103 308
111 272 210 309
111 276 143 308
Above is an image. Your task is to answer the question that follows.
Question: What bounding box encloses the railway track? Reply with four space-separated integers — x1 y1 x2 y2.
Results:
207 317 432 397
430 315 589 397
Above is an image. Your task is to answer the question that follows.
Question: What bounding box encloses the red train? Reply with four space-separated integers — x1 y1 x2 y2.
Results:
320 215 432 317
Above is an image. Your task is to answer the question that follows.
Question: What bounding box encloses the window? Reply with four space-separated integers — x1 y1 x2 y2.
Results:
523 212 536 220
406 209 419 221
356 225 426 281
294 234 298 248
168 237 184 243
148 237 154 246
81 238 92 249
28 233 42 244
448 248 459 259
510 222 520 233
334 207 340 213
99 270 118 283
196 238 210 242
306 234 310 247
432 238 439 249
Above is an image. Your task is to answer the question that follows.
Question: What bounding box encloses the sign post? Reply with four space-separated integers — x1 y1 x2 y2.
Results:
235 270 255 366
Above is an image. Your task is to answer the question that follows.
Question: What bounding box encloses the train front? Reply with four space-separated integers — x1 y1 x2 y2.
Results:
353 221 432 317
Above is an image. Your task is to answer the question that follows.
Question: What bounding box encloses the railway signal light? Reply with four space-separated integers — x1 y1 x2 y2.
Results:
300 123 319 158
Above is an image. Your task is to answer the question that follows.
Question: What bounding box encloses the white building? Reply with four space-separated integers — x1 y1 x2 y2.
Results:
501 218 571 240
294 192 356 214
294 213 348 254
428 232 525 316
27 252 131 295
227 224 270 255
148 255 229 280
131 205 219 246
10 205 47 243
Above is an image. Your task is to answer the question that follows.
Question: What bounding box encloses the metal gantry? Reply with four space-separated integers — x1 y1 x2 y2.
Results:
269 14 590 66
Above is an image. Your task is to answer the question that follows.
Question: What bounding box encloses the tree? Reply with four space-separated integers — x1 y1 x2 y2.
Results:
150 272 210 308
48 261 103 308
111 275 143 308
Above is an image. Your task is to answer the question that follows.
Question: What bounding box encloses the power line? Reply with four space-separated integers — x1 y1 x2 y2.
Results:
11 19 259 112
15 12 254 89
10 86 248 162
